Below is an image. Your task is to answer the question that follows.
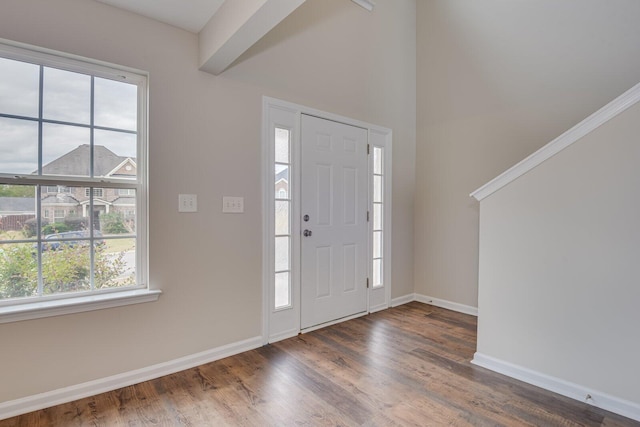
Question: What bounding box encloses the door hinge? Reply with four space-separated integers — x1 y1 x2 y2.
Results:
367 143 370 155
366 278 370 288
367 210 370 222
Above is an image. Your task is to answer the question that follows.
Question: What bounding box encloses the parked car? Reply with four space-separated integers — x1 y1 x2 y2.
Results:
42 230 105 251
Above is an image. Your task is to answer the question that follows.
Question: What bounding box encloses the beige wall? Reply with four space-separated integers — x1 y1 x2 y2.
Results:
0 0 416 402
477 101 640 405
415 0 640 307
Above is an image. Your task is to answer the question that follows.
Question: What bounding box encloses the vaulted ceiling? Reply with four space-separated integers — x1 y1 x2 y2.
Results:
94 0 226 33
93 0 374 75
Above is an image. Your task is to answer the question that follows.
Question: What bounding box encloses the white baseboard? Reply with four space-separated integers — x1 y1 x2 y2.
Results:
472 352 640 422
0 335 263 421
390 293 478 317
391 293 415 307
414 294 478 316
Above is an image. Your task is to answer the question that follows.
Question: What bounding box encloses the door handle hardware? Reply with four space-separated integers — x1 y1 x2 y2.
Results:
303 229 313 237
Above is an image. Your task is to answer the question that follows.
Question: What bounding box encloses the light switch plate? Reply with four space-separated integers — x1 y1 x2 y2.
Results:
223 196 244 213
178 194 198 212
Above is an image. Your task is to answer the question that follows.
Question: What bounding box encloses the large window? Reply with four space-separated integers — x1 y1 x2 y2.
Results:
0 42 147 305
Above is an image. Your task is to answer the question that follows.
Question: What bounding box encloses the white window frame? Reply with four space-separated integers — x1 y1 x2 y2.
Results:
262 97 392 344
0 38 158 324
368 130 392 313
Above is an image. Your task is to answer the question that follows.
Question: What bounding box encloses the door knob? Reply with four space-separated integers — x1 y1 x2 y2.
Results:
303 229 313 237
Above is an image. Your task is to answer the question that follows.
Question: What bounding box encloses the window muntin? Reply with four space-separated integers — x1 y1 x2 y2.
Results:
0 44 146 304
274 127 292 310
85 188 104 198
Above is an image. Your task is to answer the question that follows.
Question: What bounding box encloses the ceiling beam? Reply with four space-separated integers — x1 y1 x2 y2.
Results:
351 0 375 12
199 0 306 75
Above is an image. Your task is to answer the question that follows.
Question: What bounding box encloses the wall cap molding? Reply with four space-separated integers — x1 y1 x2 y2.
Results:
472 352 640 422
0 335 262 421
471 81 640 201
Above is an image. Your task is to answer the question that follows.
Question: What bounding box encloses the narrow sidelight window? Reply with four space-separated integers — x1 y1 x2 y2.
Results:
372 146 384 288
274 127 292 309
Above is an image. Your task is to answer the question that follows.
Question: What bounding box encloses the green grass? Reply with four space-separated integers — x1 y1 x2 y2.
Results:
0 230 27 242
103 238 135 254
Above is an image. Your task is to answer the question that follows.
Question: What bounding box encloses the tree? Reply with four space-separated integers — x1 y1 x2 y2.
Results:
0 184 34 198
0 245 37 298
100 212 128 234
0 243 133 298
42 222 71 236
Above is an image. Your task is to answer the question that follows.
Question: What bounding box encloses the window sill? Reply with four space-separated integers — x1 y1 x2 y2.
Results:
0 289 161 324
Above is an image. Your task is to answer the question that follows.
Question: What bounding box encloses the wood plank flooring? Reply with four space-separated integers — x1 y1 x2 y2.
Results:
2 302 638 426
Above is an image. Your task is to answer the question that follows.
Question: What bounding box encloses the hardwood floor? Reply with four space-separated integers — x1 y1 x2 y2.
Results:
2 302 638 426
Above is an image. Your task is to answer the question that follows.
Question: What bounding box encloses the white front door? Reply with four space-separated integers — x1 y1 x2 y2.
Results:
300 114 369 329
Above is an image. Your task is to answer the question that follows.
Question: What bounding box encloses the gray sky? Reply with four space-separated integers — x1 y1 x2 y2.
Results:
0 57 138 175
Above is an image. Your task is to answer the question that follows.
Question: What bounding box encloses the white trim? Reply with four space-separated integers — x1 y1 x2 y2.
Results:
261 98 271 345
472 353 640 422
0 38 150 316
0 335 262 421
471 81 640 201
0 38 148 84
368 129 393 312
265 97 391 136
391 293 415 307
262 97 393 344
301 311 368 334
383 138 392 308
262 101 301 344
414 294 478 316
0 289 160 324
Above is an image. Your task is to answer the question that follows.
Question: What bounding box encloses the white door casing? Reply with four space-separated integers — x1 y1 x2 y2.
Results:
263 97 392 344
300 115 369 329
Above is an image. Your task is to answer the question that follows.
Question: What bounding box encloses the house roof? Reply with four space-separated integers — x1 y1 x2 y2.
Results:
41 194 80 206
41 145 134 177
276 168 288 183
0 197 36 213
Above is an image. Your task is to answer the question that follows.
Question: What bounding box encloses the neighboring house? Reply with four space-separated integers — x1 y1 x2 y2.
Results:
0 197 35 216
275 167 289 199
40 145 137 229
0 197 36 231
